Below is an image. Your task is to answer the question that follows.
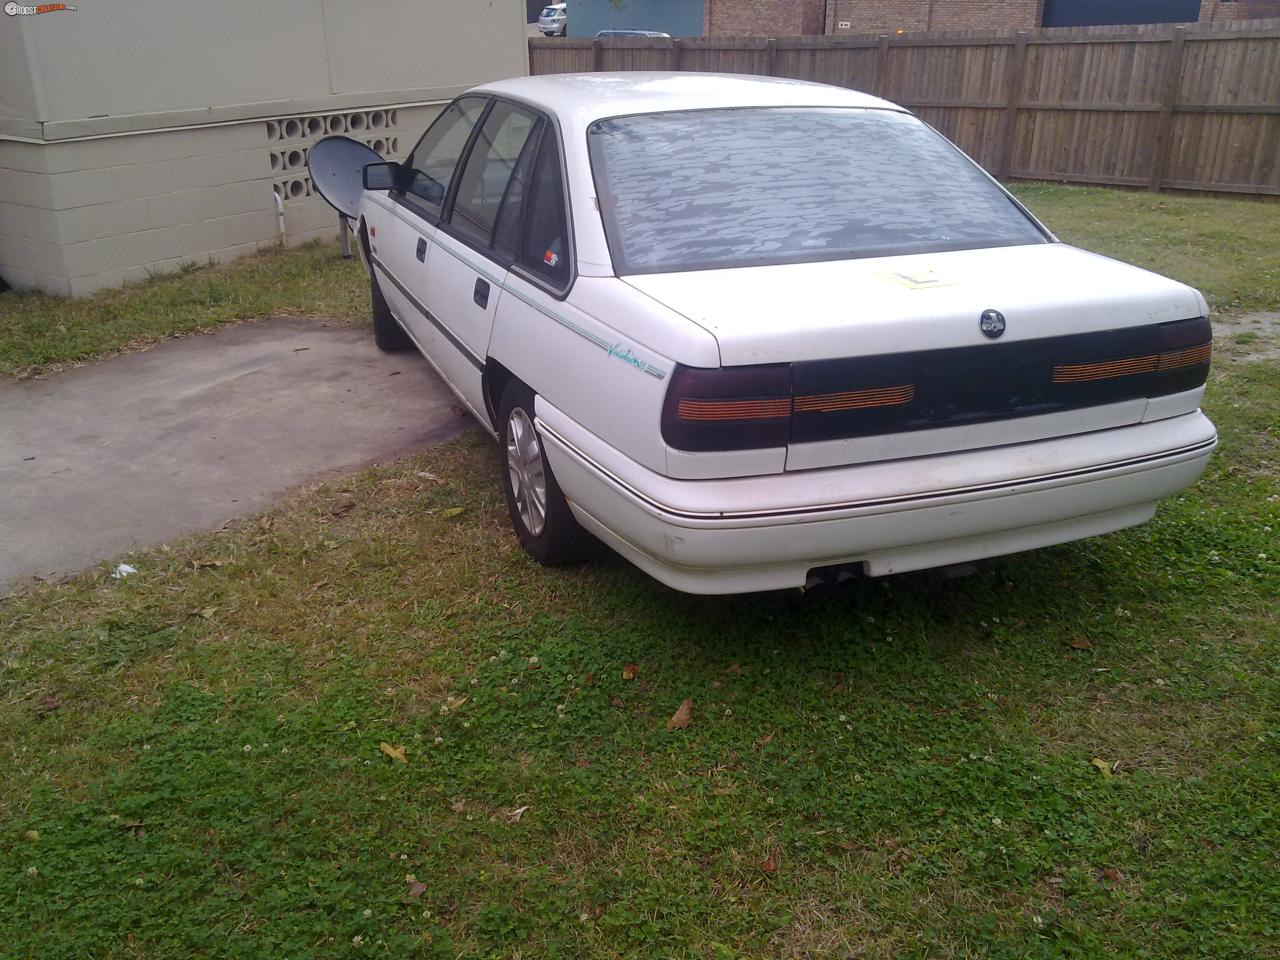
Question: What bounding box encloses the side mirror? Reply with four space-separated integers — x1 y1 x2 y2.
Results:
363 161 399 191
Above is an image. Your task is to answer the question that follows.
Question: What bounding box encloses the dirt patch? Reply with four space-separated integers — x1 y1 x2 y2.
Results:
1213 311 1280 365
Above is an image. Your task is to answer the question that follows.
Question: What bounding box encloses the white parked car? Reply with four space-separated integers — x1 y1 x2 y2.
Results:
312 73 1216 594
537 3 567 36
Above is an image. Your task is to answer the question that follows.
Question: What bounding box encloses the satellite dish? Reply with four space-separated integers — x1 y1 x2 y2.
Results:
306 136 385 220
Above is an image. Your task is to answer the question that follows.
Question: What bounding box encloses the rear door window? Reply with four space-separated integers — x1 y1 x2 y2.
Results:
518 132 571 290
447 102 539 249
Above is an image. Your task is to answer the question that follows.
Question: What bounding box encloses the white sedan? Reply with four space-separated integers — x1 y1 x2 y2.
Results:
313 73 1216 594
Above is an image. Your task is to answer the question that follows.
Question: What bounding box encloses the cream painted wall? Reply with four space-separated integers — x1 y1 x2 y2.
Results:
0 17 41 122
6 0 526 124
0 0 526 295
324 0 525 96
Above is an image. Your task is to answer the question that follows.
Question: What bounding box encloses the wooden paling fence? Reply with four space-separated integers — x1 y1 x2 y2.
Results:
529 20 1280 197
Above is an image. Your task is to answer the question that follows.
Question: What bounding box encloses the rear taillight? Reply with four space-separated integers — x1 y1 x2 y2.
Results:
1153 317 1212 396
661 317 1211 453
661 363 792 452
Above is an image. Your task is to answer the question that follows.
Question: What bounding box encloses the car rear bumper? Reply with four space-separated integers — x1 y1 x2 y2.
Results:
535 399 1217 594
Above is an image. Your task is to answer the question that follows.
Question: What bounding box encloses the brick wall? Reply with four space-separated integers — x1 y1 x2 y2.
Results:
704 0 826 36
825 0 1042 34
822 0 1277 35
1201 0 1280 21
799 0 827 34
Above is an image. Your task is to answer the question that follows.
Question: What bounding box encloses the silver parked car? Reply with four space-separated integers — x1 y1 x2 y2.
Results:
538 3 567 36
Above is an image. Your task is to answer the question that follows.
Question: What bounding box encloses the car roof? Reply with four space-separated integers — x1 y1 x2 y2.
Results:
472 72 903 131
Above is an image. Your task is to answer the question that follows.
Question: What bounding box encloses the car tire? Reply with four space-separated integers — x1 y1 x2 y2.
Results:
371 269 413 353
498 381 596 566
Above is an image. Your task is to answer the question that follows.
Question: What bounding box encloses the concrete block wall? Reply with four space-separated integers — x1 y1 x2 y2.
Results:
0 101 444 296
0 0 527 297
266 103 443 250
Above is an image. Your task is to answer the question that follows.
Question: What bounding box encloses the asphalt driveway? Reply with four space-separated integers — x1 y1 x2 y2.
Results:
0 317 467 592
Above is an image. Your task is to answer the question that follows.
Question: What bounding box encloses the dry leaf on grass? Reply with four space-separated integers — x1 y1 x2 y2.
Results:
610 695 625 709
1068 637 1093 650
379 742 407 764
760 854 778 874
622 663 639 681
753 731 776 750
724 663 743 676
405 881 428 902
666 698 693 731
1090 757 1115 778
331 496 356 518
506 805 531 823
415 471 443 484
440 506 466 518
191 559 227 569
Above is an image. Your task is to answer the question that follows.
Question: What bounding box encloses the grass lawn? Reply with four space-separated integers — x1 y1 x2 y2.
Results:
2 186 1278 958
0 242 367 378
1013 184 1279 317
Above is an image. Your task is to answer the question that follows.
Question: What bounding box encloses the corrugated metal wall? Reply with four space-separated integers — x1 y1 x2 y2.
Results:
567 0 704 38
1042 0 1201 27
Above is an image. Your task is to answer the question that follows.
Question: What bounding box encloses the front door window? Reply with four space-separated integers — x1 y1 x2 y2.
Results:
402 97 488 219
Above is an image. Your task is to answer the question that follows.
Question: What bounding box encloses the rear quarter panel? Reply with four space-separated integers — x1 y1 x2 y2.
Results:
487 274 719 474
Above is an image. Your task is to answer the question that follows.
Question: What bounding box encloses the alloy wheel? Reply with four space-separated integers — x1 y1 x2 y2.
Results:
506 407 547 537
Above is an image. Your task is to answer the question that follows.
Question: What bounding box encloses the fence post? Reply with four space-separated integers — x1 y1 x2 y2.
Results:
873 34 890 96
670 38 683 71
592 38 603 72
765 38 777 76
996 31 1029 181
1149 26 1188 193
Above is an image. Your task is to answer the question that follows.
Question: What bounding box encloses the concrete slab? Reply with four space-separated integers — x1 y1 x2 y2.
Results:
0 317 470 592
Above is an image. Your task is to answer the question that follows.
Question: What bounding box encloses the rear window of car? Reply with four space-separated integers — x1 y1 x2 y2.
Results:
587 107 1048 275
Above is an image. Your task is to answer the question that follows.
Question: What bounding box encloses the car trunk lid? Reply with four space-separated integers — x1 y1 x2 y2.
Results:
629 244 1209 471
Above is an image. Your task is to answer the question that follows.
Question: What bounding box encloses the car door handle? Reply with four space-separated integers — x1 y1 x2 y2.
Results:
473 278 490 309
415 237 427 262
